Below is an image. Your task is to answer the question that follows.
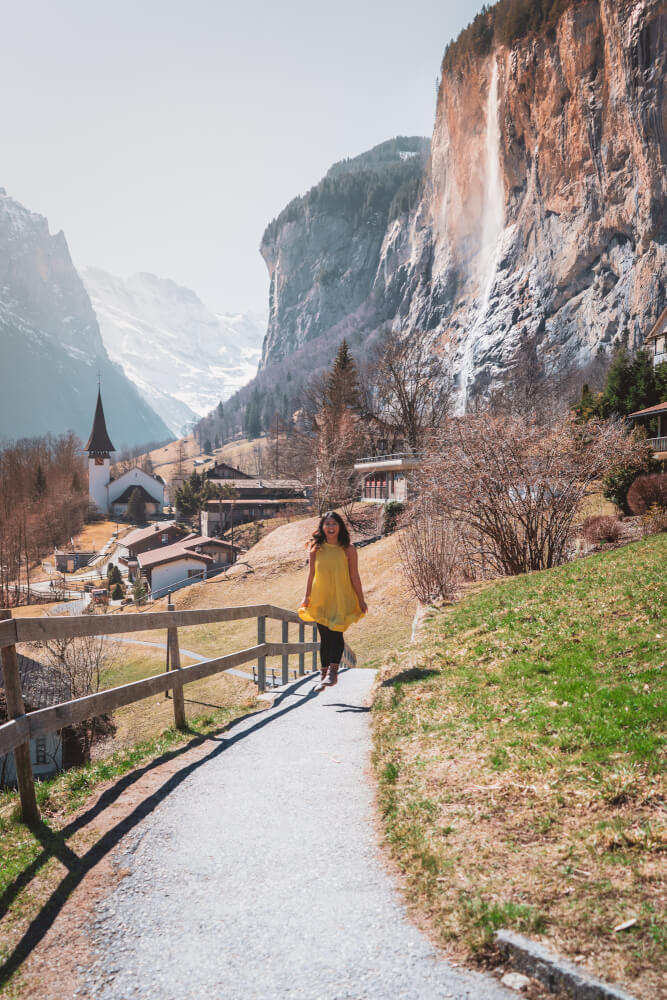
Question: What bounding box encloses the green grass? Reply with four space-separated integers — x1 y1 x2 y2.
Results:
373 534 666 995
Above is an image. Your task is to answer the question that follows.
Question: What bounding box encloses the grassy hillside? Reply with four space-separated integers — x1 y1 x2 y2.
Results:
373 534 666 998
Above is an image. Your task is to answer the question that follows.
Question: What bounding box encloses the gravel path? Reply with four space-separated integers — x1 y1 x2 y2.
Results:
82 669 514 1000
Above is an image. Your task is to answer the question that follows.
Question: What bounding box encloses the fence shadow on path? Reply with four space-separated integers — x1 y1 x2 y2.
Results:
0 674 319 989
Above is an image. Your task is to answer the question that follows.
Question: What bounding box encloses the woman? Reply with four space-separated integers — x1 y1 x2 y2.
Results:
298 510 367 690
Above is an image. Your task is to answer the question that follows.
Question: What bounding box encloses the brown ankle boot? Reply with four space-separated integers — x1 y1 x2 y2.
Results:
314 665 329 692
323 662 339 687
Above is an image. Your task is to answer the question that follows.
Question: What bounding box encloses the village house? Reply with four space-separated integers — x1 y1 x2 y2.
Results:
644 305 667 368
117 521 190 563
86 388 165 516
628 401 667 461
134 534 239 599
200 464 310 532
353 452 421 502
54 548 96 572
0 654 82 787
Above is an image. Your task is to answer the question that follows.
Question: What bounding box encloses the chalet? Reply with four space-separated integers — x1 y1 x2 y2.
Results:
118 521 190 562
0 654 82 787
353 452 421 502
135 534 239 599
86 389 165 516
644 306 667 368
628 401 667 460
206 461 253 481
201 497 310 534
54 549 96 572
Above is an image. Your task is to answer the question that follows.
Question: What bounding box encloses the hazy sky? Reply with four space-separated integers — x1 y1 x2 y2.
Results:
1 1 485 314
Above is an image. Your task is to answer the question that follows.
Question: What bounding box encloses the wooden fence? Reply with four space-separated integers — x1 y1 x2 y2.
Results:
0 603 355 824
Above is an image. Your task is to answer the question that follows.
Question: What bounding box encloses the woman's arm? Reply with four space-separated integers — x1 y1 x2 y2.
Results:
302 547 316 606
345 545 368 614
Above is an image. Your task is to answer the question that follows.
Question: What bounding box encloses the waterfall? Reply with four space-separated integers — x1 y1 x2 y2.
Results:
459 59 504 410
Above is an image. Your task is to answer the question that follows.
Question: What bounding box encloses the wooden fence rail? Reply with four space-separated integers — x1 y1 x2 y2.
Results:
0 602 355 824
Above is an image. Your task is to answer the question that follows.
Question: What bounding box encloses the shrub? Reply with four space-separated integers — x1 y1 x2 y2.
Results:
111 583 124 601
581 515 621 545
383 501 405 535
627 473 667 515
640 505 667 537
397 501 460 603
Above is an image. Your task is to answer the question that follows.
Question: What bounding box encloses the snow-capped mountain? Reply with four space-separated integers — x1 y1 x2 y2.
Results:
82 268 265 436
0 189 172 447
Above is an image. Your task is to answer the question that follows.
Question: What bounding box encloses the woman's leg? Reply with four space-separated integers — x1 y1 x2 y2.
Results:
316 623 331 671
323 629 344 686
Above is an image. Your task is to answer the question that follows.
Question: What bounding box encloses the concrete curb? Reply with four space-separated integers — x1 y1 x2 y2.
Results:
496 930 639 1000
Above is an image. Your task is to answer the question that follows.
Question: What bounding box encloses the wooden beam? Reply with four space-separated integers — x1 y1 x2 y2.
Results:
0 715 29 758
0 616 17 650
25 644 268 742
281 620 289 685
13 604 275 644
167 601 186 730
0 610 39 824
257 617 266 692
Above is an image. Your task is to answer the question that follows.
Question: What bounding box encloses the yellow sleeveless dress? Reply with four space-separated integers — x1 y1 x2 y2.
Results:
298 542 364 632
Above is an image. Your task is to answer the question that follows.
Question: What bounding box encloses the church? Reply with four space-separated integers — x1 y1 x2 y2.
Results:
86 389 166 516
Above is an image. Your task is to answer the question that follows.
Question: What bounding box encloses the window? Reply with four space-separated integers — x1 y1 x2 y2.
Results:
35 738 47 765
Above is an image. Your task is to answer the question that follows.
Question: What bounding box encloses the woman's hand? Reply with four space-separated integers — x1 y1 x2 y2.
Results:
359 598 368 614
302 595 310 607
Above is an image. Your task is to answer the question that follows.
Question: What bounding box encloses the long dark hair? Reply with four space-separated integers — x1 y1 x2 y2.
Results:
309 510 351 550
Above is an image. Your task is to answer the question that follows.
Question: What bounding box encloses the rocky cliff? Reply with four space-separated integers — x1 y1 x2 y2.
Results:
258 0 666 409
0 189 172 447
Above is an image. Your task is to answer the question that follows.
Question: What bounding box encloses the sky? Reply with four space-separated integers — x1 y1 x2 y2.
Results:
1 1 485 315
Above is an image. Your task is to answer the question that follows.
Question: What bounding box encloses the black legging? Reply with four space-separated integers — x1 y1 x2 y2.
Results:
317 623 344 669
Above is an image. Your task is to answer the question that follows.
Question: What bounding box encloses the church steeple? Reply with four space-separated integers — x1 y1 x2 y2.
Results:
85 389 115 457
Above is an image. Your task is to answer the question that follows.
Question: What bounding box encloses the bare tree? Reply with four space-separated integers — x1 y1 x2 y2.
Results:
32 630 117 759
414 412 647 577
368 330 453 453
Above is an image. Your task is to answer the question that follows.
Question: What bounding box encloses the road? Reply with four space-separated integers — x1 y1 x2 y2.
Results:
83 669 514 1000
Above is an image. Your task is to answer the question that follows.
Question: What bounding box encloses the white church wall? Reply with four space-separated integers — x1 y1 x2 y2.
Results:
88 457 111 513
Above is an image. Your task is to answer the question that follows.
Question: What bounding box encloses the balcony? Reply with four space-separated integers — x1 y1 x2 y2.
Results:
647 436 667 455
354 452 421 470
653 351 667 367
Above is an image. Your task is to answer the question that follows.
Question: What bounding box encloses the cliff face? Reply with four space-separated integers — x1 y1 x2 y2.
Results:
0 190 172 447
259 138 429 367
258 0 666 408
394 0 667 405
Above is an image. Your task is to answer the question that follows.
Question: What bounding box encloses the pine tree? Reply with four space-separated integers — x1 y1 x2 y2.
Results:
626 350 658 414
127 488 146 523
204 438 213 455
326 339 361 413
601 346 632 417
32 464 47 500
217 401 224 419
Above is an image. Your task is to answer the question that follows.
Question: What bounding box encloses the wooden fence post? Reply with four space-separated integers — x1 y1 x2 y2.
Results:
312 624 318 672
164 592 171 699
0 610 39 824
166 601 186 729
257 615 266 692
281 620 289 685
298 622 305 676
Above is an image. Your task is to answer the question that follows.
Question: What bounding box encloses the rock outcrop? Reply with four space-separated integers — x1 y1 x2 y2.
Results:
258 0 666 409
0 189 172 447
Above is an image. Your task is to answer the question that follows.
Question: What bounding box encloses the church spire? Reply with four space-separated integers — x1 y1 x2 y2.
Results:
85 388 115 456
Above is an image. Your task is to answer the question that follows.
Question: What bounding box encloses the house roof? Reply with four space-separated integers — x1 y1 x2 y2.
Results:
122 521 183 547
205 477 304 490
204 498 309 507
628 401 667 418
181 534 240 551
207 462 253 479
644 305 667 343
0 654 71 721
137 543 213 569
111 484 163 505
85 389 116 456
